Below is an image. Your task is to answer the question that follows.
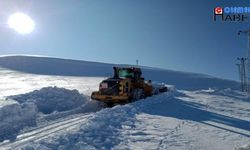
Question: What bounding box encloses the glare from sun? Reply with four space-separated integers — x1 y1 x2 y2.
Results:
7 12 35 34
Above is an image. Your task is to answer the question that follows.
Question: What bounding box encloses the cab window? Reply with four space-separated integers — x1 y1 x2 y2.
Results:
118 70 134 78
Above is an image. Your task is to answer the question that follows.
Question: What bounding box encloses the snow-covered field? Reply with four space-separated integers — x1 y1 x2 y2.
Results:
0 56 249 150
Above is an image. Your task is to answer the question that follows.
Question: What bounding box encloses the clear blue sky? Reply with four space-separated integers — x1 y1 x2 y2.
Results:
0 0 249 80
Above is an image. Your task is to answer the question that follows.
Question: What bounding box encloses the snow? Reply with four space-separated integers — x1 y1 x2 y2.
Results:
0 98 17 108
0 67 102 98
0 86 99 142
235 143 250 150
9 87 88 114
0 100 37 141
20 90 250 150
0 55 248 150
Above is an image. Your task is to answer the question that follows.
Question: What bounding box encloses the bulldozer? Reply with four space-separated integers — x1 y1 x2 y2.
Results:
91 67 167 107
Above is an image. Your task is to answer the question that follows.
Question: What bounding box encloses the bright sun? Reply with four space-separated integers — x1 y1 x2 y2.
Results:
7 12 35 34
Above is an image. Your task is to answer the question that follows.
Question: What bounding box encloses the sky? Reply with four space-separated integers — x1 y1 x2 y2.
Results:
0 0 249 80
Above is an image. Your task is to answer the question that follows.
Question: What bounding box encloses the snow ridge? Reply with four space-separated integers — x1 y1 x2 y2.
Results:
0 87 96 142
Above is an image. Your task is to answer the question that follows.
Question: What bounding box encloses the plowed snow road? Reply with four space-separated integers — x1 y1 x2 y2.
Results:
0 113 93 150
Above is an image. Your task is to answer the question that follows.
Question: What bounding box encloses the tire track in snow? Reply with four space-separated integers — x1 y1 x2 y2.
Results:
157 120 186 150
0 114 93 150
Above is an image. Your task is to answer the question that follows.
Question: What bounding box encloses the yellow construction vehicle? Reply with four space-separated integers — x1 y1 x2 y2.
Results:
91 67 167 107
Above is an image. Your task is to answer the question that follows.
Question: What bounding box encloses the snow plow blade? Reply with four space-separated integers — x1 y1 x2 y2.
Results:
91 91 130 104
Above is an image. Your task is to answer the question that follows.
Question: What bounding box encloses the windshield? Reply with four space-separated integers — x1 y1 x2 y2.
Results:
118 70 134 78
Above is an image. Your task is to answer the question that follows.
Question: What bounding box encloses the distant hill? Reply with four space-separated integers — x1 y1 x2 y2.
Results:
0 55 239 90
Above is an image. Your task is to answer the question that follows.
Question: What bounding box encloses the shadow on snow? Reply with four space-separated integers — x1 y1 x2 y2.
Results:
143 94 250 137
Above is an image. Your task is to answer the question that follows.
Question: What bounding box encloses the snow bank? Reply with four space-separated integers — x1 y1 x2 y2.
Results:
9 86 88 114
0 87 92 141
21 91 174 149
0 100 37 141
